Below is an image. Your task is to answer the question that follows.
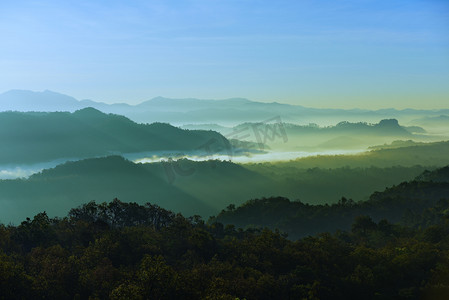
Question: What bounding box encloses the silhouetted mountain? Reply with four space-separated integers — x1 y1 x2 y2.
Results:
320 119 411 136
0 90 84 111
226 119 423 151
0 108 229 164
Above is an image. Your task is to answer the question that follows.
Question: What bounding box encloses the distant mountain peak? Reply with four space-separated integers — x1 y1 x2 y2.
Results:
42 89 60 94
377 119 400 127
150 96 168 102
0 89 81 112
2 89 72 98
73 107 105 116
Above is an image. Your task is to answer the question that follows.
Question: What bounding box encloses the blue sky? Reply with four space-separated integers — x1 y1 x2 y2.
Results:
0 0 448 108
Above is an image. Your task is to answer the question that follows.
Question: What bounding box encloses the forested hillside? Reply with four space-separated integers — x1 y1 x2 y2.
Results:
0 108 228 164
0 197 448 299
0 156 436 224
213 166 449 238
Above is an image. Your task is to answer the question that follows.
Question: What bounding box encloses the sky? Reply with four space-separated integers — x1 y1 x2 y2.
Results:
0 0 448 109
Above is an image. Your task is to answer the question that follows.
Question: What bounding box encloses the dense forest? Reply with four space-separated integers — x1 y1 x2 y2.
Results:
1 166 449 299
1 198 448 299
213 165 449 238
213 181 449 239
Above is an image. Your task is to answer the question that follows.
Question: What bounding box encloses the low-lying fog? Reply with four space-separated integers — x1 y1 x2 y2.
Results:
132 149 366 164
0 158 78 179
0 149 367 180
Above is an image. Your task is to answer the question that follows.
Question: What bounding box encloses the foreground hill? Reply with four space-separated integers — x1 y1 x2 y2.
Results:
212 165 449 238
0 108 229 164
0 197 448 298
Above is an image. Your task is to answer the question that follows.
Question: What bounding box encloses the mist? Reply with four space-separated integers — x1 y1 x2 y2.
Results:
132 149 366 165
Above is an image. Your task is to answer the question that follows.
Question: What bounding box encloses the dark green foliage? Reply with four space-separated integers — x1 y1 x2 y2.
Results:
415 166 449 182
68 198 176 229
245 164 431 204
213 166 449 239
1 199 449 299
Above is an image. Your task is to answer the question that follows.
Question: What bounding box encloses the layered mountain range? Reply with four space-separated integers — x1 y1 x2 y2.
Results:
2 89 448 125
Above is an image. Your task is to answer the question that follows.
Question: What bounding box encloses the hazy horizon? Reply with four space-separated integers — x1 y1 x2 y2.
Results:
1 88 448 111
1 1 448 109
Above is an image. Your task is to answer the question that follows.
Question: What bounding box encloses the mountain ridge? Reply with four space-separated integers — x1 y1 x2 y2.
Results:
2 90 449 126
212 165 449 238
0 108 229 164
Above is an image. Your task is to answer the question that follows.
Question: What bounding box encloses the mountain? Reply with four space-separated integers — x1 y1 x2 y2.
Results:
0 108 229 164
412 114 449 124
3 140 449 224
136 96 253 111
410 115 449 134
212 165 449 238
0 156 207 223
0 156 272 224
225 119 428 151
0 90 84 111
2 90 449 126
